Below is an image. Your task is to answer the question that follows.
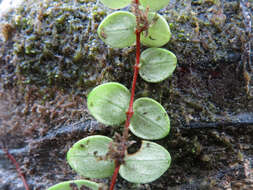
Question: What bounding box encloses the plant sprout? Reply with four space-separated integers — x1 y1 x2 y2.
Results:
48 0 177 189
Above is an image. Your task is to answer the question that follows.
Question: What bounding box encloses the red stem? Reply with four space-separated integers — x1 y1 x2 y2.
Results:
109 1 142 189
109 29 141 190
109 30 141 190
109 161 121 190
123 29 141 139
2 147 30 190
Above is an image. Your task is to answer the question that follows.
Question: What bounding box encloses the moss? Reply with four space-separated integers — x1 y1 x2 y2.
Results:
0 0 114 90
0 0 249 92
0 0 253 189
1 23 14 41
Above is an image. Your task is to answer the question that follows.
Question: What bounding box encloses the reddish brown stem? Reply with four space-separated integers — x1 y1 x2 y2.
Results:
2 147 30 190
109 1 142 189
109 161 121 190
123 29 141 140
109 29 141 190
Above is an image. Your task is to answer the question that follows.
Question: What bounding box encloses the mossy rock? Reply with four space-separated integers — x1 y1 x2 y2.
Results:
0 0 253 189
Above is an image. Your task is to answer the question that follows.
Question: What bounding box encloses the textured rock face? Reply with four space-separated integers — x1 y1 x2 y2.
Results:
0 0 253 189
0 0 251 89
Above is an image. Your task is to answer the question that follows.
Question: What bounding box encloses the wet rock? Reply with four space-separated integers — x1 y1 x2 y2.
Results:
0 0 253 189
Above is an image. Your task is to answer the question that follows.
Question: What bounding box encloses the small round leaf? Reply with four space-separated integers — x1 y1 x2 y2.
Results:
139 48 177 83
140 13 171 47
67 135 115 178
48 180 101 190
130 97 170 140
97 11 136 48
100 0 132 9
119 141 171 183
87 82 130 125
140 0 170 11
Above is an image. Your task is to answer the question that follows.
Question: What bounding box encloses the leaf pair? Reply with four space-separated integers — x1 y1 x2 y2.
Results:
67 135 171 184
98 0 171 48
87 82 170 140
98 11 171 48
100 0 170 11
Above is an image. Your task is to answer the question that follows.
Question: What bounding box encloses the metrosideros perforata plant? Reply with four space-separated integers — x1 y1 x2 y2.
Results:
48 0 177 189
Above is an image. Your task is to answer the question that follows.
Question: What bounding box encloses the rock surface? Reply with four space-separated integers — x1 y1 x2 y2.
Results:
0 0 253 189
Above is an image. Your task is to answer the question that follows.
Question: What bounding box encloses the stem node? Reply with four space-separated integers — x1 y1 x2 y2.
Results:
134 64 140 71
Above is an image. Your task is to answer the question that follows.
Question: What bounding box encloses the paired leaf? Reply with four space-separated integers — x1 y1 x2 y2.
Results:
140 0 170 11
130 97 170 140
67 135 115 178
47 180 101 190
140 13 171 47
139 48 177 83
100 0 170 11
97 11 136 48
119 141 171 183
87 82 130 125
100 0 132 9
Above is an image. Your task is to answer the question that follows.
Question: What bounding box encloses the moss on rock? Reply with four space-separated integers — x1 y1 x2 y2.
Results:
0 0 253 189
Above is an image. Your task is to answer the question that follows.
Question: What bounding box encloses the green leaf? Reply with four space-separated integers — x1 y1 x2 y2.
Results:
139 48 177 83
97 11 136 48
119 141 171 183
67 135 115 178
140 0 170 11
47 180 101 190
130 97 170 140
87 82 130 125
140 13 171 47
100 0 132 9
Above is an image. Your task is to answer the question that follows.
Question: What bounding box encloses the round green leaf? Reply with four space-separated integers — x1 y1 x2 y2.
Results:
140 13 171 47
87 82 130 125
100 0 132 9
140 0 170 11
119 141 171 183
47 180 101 190
97 11 136 48
130 97 170 140
67 135 115 178
139 48 177 83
